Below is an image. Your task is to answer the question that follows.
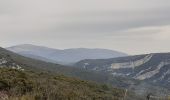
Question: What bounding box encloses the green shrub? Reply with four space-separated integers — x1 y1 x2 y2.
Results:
0 68 124 100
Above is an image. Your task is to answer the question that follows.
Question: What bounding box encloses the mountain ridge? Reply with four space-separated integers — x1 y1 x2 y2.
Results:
7 44 128 65
75 53 170 89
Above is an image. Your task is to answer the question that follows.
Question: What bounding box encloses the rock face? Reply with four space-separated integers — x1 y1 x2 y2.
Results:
134 60 170 80
111 54 152 69
75 53 170 88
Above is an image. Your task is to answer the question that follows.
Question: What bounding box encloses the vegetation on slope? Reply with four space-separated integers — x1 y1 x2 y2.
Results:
0 47 111 84
1 47 166 99
0 47 137 89
0 68 125 100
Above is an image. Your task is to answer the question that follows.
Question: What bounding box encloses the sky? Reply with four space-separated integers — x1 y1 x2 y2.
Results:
0 0 170 55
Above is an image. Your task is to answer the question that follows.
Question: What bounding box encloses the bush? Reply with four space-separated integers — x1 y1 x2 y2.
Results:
0 68 125 100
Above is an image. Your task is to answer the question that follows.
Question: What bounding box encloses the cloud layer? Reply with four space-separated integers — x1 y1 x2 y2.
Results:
0 0 170 54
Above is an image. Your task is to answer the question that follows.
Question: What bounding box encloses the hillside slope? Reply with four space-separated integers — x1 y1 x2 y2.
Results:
0 48 146 100
75 53 170 88
1 47 169 99
7 44 128 64
1 47 139 88
0 68 125 100
0 47 111 83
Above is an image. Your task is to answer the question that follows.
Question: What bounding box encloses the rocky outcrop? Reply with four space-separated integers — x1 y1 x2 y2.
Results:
0 58 24 71
111 54 152 69
0 58 7 65
135 61 170 80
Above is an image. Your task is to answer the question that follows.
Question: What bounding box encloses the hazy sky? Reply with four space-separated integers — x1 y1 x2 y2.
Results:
0 0 170 54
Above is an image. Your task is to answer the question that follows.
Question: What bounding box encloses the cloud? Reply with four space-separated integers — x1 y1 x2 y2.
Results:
0 0 170 54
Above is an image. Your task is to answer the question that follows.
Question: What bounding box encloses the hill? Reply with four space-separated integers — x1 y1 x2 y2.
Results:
0 68 125 100
0 48 145 100
1 47 139 88
75 53 170 89
0 47 111 83
6 44 128 64
1 47 169 99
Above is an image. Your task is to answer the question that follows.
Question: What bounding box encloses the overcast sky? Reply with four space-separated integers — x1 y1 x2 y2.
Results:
0 0 170 55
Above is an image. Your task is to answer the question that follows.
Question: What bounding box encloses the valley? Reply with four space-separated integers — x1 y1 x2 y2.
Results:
1 46 170 99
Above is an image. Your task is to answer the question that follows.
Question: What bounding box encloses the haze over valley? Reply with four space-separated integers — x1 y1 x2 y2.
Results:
7 44 128 65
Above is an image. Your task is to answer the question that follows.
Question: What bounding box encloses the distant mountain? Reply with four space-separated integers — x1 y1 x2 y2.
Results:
6 44 128 65
75 53 170 89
